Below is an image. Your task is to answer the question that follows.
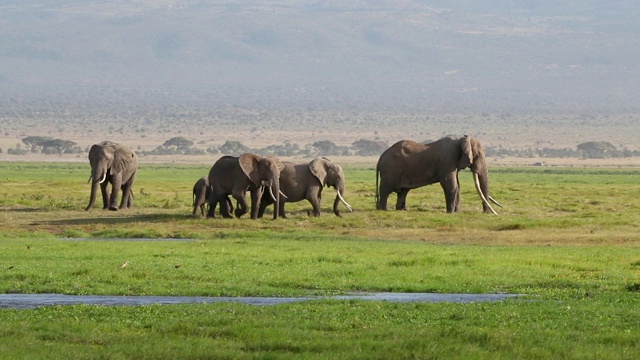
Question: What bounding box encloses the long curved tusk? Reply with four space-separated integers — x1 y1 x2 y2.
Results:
268 186 277 202
473 172 497 215
98 172 107 184
337 190 353 212
488 196 504 208
279 190 288 199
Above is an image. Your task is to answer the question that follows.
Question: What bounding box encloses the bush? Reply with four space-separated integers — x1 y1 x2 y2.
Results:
8 148 28 155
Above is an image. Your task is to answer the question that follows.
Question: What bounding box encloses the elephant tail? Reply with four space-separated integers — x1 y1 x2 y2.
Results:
375 165 380 208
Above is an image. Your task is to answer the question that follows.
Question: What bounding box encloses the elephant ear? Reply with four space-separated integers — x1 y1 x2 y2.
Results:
88 144 102 161
458 135 474 169
239 153 261 185
309 157 328 186
111 146 134 175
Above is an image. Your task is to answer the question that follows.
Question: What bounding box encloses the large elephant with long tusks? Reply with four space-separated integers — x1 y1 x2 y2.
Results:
375 135 503 214
207 153 284 219
257 157 353 218
85 141 138 211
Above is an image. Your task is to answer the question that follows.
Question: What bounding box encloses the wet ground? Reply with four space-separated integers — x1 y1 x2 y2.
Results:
0 293 521 309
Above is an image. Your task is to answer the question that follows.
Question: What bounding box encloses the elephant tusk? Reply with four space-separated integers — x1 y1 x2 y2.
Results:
98 173 107 184
488 196 504 208
268 186 277 202
337 190 353 212
279 190 288 199
473 172 498 215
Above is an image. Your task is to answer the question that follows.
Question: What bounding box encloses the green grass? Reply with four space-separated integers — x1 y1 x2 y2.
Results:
1 162 640 359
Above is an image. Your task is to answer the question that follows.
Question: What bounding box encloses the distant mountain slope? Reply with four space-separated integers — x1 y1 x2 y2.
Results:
1 0 639 113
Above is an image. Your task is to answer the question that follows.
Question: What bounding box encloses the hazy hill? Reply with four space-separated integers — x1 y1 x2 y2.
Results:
1 0 639 115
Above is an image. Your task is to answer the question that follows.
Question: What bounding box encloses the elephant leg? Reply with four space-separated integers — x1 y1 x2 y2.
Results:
100 182 110 209
452 187 461 212
225 196 234 217
396 189 410 210
257 190 273 219
249 187 264 220
108 185 120 211
193 191 207 217
441 176 459 213
119 182 134 210
307 188 321 217
126 189 134 209
206 190 219 218
232 189 248 218
278 198 287 218
377 183 392 210
216 196 228 218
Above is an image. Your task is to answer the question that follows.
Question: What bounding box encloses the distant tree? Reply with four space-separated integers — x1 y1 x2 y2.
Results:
577 141 616 159
256 141 301 156
219 141 250 155
351 139 388 156
162 136 194 152
311 140 350 156
22 136 52 152
40 139 77 156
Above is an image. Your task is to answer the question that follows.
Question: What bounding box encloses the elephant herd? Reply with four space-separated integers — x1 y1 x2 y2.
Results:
85 135 503 218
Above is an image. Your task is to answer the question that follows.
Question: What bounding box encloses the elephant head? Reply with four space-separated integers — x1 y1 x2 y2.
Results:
238 153 284 219
309 157 352 217
456 135 502 214
86 141 137 211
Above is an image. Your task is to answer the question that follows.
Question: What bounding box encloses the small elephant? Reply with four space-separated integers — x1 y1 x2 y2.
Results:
258 157 352 218
207 153 284 219
86 141 138 211
192 176 234 218
376 135 502 213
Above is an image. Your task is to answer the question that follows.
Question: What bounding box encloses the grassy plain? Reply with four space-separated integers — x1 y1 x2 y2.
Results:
0 161 639 359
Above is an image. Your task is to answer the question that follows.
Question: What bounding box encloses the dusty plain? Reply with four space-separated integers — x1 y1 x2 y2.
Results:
2 111 640 167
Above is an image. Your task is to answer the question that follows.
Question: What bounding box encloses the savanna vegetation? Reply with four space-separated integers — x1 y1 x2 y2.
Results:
0 161 639 359
8 134 640 160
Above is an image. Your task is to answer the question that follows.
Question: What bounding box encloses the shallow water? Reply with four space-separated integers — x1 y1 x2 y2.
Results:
0 293 521 309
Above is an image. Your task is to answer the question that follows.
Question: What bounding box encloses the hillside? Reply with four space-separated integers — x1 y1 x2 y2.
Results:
1 0 639 114
1 1 640 158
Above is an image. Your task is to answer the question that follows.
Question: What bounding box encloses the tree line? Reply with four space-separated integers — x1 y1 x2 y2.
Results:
3 136 639 159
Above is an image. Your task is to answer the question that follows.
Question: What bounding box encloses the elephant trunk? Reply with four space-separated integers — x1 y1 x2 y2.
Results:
85 179 99 211
271 180 281 220
85 167 106 211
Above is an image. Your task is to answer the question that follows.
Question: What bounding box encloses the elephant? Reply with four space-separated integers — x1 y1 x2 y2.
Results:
85 141 138 211
192 176 234 218
375 135 502 214
207 153 284 220
257 157 353 218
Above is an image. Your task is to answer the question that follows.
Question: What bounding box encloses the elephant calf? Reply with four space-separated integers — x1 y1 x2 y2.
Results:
192 176 234 218
258 157 352 218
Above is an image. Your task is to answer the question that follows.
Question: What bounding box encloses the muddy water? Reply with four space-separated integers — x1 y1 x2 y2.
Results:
0 293 520 309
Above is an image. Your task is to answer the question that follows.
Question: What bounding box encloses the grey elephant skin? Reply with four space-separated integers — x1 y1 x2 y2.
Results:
85 141 138 211
192 176 234 218
258 157 352 218
376 135 502 214
207 153 284 219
